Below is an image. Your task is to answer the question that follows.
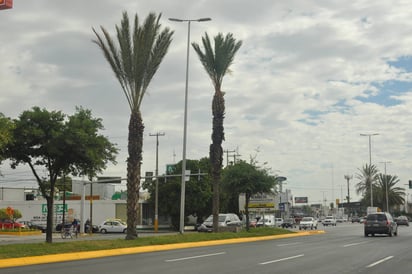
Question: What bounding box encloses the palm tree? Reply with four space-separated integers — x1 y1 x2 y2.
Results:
93 12 173 239
355 164 379 206
376 174 405 212
192 33 242 232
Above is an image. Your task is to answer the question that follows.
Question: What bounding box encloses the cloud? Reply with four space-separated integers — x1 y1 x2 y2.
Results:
1 0 412 204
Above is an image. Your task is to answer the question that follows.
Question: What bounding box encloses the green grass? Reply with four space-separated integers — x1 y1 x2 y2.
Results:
0 227 295 259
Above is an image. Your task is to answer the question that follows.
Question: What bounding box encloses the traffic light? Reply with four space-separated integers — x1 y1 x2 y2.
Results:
409 180 412 189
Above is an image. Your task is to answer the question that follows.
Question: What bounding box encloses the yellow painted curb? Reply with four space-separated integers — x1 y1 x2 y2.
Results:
0 230 325 269
0 230 42 236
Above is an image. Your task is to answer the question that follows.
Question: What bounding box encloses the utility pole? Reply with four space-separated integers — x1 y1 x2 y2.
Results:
380 161 391 212
224 149 236 166
149 132 165 232
344 174 352 203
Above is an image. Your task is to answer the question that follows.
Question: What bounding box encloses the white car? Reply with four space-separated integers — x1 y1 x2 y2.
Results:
256 216 283 227
98 220 127 233
299 217 318 230
322 216 337 226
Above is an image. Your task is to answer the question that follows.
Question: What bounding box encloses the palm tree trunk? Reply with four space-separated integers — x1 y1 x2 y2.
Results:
210 90 225 232
126 110 144 239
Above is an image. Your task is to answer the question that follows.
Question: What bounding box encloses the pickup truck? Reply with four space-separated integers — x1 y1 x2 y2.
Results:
299 217 318 230
322 216 337 226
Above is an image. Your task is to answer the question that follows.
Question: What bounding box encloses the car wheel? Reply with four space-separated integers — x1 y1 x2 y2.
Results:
100 229 107 234
394 229 398 236
364 232 368 237
123 228 127 233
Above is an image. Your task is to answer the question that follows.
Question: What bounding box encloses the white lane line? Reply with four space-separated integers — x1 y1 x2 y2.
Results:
366 256 394 268
277 242 301 247
165 252 226 262
259 254 304 265
343 241 367 247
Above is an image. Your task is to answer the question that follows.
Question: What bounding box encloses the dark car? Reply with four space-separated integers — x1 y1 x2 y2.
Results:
56 222 80 232
351 216 360 223
364 212 398 237
395 215 409 226
32 223 47 233
281 218 297 228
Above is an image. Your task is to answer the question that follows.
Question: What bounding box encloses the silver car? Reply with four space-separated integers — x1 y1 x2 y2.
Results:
198 213 242 232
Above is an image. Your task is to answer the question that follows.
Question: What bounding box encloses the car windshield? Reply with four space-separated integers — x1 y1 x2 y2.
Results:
367 214 386 221
302 217 312 221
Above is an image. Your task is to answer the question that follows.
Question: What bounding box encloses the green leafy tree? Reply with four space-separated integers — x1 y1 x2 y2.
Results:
375 174 405 212
4 107 117 243
93 12 173 239
142 158 212 230
0 113 14 170
221 160 277 231
356 164 379 206
192 33 242 232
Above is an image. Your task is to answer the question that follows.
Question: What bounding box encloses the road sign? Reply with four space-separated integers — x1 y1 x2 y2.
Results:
42 204 67 214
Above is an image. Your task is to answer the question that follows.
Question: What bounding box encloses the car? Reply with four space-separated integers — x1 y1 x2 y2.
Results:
0 219 25 229
395 215 409 226
281 218 297 228
32 223 47 232
197 213 242 232
299 217 318 230
56 222 80 232
19 221 34 229
256 216 283 227
364 212 398 237
351 216 360 223
322 216 337 226
98 220 127 233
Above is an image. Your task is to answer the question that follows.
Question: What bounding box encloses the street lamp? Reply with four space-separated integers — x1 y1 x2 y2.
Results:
149 132 165 233
380 161 391 212
360 133 379 207
169 17 211 234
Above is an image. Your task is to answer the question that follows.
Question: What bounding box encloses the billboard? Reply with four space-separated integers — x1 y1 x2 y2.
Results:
294 197 308 203
0 0 13 10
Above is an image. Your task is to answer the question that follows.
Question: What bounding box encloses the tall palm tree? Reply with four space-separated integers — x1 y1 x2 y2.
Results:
355 164 379 205
93 12 173 239
376 174 405 212
192 33 242 232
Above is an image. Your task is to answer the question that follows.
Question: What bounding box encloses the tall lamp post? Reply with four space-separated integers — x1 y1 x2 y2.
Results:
169 17 211 234
380 161 391 212
150 132 165 233
360 133 379 207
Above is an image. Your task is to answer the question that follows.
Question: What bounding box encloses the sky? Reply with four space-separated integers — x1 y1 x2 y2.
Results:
1 0 412 206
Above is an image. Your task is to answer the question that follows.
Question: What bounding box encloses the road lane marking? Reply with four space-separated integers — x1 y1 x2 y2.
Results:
165 252 226 262
343 241 367 247
277 242 301 247
259 254 304 265
366 256 394 268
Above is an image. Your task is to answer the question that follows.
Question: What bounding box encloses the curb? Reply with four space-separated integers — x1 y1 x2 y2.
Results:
0 230 325 269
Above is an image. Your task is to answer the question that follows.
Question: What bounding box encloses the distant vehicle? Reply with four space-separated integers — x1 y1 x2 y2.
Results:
281 218 297 228
395 216 409 226
198 213 242 232
322 216 337 226
32 223 47 233
256 216 283 227
351 216 360 223
0 220 25 229
98 220 127 233
19 221 33 229
364 212 398 237
299 217 318 230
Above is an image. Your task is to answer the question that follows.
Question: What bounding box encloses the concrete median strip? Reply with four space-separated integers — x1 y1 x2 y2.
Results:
0 230 325 268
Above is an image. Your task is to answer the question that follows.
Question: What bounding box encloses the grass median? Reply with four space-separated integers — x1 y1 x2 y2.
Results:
0 227 296 259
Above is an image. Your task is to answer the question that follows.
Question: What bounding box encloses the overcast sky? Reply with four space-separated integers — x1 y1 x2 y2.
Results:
1 0 412 205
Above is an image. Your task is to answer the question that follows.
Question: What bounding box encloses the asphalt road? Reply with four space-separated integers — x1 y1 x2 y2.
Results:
1 222 412 273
